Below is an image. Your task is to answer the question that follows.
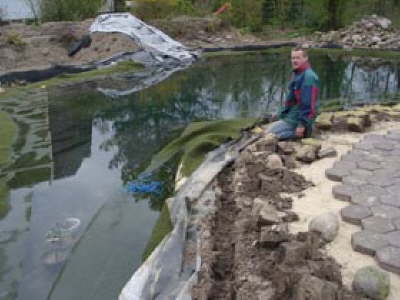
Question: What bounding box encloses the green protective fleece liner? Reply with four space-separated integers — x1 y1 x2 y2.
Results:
147 117 258 177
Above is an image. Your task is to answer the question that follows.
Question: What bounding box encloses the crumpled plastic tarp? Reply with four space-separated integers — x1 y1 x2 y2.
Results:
126 180 162 195
119 135 259 300
90 13 197 63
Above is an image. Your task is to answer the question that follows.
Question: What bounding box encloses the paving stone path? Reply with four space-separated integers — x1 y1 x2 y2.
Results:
326 129 400 275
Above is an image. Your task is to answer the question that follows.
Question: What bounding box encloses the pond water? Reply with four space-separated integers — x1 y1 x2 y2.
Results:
0 50 399 300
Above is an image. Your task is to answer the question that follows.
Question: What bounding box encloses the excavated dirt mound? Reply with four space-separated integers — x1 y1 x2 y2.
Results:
0 19 140 73
310 15 400 49
192 135 365 299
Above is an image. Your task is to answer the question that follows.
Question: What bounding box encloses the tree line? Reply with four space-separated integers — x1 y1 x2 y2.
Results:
22 0 400 32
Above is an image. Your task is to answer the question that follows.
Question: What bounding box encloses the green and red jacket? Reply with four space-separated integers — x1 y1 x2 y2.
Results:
278 62 320 135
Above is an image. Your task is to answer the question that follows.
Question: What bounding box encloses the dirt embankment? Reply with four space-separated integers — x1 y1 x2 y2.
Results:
0 19 140 73
191 134 364 299
0 16 298 76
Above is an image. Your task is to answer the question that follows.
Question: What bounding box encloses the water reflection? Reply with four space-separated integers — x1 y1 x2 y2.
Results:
0 51 399 300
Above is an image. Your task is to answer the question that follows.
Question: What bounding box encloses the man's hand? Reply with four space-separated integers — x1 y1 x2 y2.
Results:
296 127 305 138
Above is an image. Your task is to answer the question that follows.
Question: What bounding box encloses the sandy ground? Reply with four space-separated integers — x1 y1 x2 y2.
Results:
289 121 400 299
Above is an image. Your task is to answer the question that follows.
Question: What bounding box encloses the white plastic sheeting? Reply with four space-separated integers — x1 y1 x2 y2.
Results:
119 135 260 300
90 13 196 63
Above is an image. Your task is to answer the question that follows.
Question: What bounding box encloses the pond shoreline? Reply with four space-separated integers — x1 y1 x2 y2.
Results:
1 14 400 89
121 105 400 299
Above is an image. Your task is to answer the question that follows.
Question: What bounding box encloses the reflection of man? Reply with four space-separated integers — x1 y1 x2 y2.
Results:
268 47 320 139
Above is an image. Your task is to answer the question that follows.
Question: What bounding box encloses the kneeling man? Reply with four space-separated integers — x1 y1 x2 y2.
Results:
268 47 320 139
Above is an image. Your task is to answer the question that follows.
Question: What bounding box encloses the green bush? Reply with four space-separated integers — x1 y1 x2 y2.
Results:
133 0 195 20
41 0 103 21
6 32 27 48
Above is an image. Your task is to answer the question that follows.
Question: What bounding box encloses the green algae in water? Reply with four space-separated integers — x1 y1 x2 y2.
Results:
142 204 172 262
0 111 17 218
7 167 51 189
0 111 17 168
0 180 10 219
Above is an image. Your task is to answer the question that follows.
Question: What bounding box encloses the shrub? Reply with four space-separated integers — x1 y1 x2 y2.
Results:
133 0 179 20
41 0 103 21
229 0 264 32
6 33 27 48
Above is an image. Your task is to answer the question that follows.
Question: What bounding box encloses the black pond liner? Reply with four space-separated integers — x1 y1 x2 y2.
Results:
0 49 184 86
203 42 298 52
0 65 96 85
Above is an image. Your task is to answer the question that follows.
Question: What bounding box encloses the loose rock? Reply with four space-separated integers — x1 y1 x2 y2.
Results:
347 117 365 132
293 274 339 300
309 212 340 242
266 154 283 169
259 224 289 248
352 266 390 300
296 145 319 163
318 147 338 159
258 203 280 226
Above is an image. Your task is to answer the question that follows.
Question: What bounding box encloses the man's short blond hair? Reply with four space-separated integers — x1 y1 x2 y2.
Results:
291 47 308 58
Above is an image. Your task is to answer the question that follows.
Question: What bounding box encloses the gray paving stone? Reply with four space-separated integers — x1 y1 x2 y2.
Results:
367 173 397 187
372 168 399 178
342 175 367 186
363 154 384 163
351 194 381 207
393 218 400 230
334 160 357 170
386 132 400 141
388 185 400 196
357 160 382 171
376 246 400 275
352 231 390 256
341 205 372 224
350 169 373 179
332 132 400 274
387 129 400 135
362 216 396 233
325 167 349 182
371 205 400 219
390 148 400 156
373 140 395 151
363 134 387 143
385 230 400 248
356 185 386 198
340 152 362 162
354 142 376 151
332 184 359 202
380 194 400 208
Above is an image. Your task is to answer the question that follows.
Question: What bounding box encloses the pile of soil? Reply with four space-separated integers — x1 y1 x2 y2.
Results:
0 19 140 73
150 16 263 49
192 134 365 299
310 15 400 49
0 16 288 75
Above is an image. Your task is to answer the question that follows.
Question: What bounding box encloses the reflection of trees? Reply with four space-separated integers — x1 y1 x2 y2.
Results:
341 59 400 103
49 52 400 210
94 53 292 187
